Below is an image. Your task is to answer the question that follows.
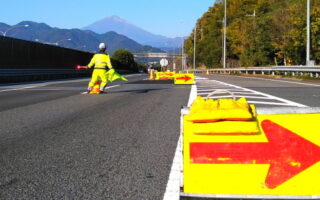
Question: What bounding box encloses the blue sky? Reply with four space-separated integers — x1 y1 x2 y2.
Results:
0 0 214 37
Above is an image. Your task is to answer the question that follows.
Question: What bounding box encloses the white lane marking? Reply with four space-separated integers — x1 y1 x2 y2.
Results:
247 101 307 106
197 88 247 92
188 85 197 107
195 77 208 80
163 84 197 200
199 95 277 100
124 74 144 77
0 85 39 93
0 74 144 93
162 137 182 200
207 91 265 96
80 85 120 94
216 74 320 87
205 79 308 108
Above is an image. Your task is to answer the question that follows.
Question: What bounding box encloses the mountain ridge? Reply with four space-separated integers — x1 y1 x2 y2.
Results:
83 15 184 48
0 21 164 54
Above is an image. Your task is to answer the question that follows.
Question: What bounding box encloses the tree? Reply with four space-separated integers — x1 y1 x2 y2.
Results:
183 0 320 68
311 1 320 63
112 49 138 71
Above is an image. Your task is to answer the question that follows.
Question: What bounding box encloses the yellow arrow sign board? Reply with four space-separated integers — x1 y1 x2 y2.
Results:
155 72 175 80
183 113 320 197
174 73 195 85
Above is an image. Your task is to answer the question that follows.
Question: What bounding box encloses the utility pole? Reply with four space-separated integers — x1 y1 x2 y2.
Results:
223 0 227 68
182 38 184 71
306 0 311 66
193 25 196 70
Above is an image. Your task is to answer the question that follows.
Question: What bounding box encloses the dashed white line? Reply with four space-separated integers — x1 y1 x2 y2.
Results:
0 85 39 93
0 74 143 93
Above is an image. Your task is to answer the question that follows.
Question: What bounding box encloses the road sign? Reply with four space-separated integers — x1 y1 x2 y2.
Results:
160 59 169 67
156 72 175 80
183 113 320 197
174 73 195 85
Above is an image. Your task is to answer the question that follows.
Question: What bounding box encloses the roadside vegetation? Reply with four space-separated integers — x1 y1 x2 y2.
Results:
111 49 146 72
184 0 320 68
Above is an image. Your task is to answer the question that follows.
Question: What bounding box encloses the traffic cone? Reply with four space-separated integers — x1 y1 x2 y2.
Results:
148 70 155 80
90 80 101 94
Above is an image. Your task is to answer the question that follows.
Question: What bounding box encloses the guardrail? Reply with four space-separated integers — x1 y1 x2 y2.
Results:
0 69 91 83
184 66 320 78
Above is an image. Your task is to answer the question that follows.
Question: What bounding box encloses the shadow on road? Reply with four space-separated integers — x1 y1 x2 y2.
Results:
126 80 174 84
106 88 170 94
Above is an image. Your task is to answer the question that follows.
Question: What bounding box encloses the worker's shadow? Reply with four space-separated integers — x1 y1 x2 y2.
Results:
125 80 174 84
106 88 169 94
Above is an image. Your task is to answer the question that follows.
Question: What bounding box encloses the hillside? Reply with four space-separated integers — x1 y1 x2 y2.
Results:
184 0 320 68
0 21 164 54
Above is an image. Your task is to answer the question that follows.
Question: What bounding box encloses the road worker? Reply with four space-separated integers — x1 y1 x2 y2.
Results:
87 43 113 93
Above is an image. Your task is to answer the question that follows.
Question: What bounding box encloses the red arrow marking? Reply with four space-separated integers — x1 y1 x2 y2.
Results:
190 120 320 189
176 75 192 82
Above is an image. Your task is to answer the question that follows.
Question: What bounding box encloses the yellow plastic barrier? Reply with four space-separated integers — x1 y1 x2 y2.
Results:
182 92 320 198
191 121 259 135
186 96 254 123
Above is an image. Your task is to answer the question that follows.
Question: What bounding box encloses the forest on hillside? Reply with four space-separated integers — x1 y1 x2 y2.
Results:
184 0 320 68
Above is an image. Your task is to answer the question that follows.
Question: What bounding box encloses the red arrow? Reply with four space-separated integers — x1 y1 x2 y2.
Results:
176 75 192 82
190 120 320 189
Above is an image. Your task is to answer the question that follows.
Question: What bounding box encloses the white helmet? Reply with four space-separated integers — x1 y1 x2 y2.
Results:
99 43 106 50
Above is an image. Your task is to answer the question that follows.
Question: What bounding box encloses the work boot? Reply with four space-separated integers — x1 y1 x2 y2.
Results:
99 86 106 94
87 87 92 94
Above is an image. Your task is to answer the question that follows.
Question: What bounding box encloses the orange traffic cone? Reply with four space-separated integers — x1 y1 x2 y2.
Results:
90 80 101 94
148 69 155 80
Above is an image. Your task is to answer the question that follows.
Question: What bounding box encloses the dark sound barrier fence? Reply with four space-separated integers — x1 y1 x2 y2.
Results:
0 36 94 83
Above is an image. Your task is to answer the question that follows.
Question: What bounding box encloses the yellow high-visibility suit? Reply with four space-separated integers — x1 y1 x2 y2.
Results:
87 53 113 91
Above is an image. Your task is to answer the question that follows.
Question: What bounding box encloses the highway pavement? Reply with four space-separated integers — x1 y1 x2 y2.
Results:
0 74 190 199
200 74 320 107
1 73 320 200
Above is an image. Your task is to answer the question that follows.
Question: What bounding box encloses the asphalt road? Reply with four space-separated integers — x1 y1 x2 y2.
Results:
1 74 320 200
202 74 320 107
0 74 190 199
